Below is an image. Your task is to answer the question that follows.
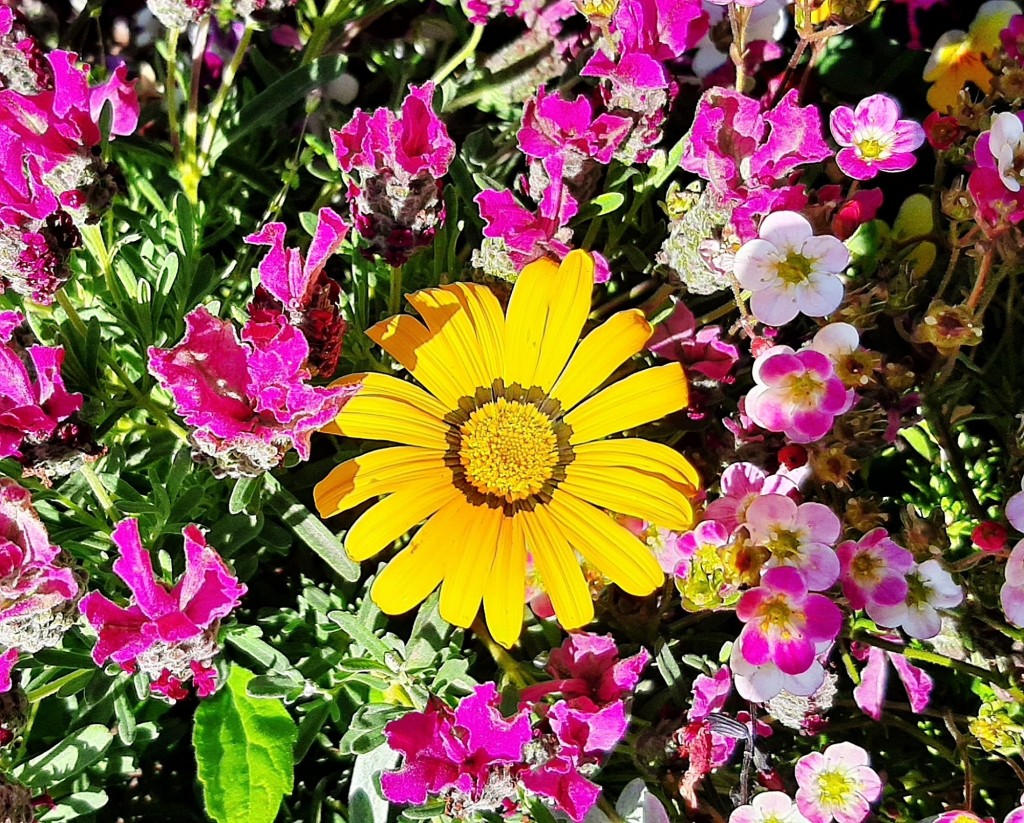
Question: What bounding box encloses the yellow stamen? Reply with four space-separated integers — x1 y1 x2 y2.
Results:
817 770 855 807
459 398 558 503
776 252 814 285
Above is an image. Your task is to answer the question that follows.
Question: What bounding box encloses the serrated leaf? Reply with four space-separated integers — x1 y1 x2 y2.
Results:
194 665 298 823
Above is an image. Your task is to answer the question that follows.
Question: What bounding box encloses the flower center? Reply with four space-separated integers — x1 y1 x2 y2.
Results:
458 398 559 504
817 769 855 807
784 371 826 407
776 251 814 285
851 551 882 582
766 528 802 559
855 136 890 161
905 570 930 607
759 595 796 630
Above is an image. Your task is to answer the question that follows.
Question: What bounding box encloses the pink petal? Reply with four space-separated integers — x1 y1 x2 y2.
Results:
800 235 851 274
856 94 899 133
830 106 857 145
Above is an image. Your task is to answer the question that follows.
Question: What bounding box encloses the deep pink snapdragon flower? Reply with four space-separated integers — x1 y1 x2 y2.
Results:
518 87 632 167
332 83 454 265
0 479 80 690
836 528 914 617
736 566 841 680
829 94 925 181
746 345 855 444
0 311 82 462
745 494 841 591
80 519 246 701
149 307 357 477
245 207 349 379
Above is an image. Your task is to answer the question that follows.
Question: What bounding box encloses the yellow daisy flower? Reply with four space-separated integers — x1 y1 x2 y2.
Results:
314 251 699 647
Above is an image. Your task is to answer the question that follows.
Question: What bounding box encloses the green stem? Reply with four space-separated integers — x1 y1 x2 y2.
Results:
79 462 119 523
388 265 404 316
471 617 533 689
181 16 210 203
165 27 182 160
431 24 484 86
198 26 254 170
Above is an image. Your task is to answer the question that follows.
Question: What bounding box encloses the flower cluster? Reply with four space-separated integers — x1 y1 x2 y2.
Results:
0 27 137 302
80 518 245 701
382 633 647 822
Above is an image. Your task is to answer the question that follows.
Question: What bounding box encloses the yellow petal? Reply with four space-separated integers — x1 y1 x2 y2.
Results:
445 282 505 384
503 256 559 389
521 505 593 630
371 498 464 614
313 446 448 518
550 309 652 411
335 372 451 418
345 482 460 562
573 438 701 494
336 393 449 450
439 501 503 628
561 463 695 532
482 513 526 648
546 491 664 595
407 287 492 390
564 363 688 445
366 314 470 408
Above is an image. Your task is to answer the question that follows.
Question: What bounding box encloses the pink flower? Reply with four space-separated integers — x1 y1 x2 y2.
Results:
746 495 841 590
869 559 963 639
80 519 246 701
332 83 454 265
705 462 798 533
745 346 855 444
1005 476 1024 531
969 112 1024 233
730 792 812 823
829 94 925 181
734 211 849 327
1002 13 1024 61
0 311 82 461
382 682 532 806
736 567 842 677
795 742 882 823
518 87 632 166
148 306 356 477
851 641 933 720
621 517 690 574
836 528 914 616
647 300 739 382
0 479 80 664
1000 538 1024 627
245 208 350 379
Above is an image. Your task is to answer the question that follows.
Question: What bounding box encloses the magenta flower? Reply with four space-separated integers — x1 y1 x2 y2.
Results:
829 94 925 181
968 112 1024 232
746 346 855 444
148 306 357 477
518 87 632 166
851 641 933 721
80 519 246 701
795 742 882 823
332 83 454 265
0 479 80 667
704 462 798 533
1002 13 1024 60
381 682 532 807
837 528 914 617
245 208 350 379
0 7 48 94
745 495 841 591
730 792 812 823
734 211 849 327
0 311 82 462
647 300 739 383
868 559 963 639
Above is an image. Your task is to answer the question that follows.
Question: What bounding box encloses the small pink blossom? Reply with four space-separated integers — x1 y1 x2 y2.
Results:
148 306 356 477
80 519 246 701
836 528 914 616
705 462 799 533
1006 476 1024 531
851 641 933 720
736 567 842 677
829 94 925 181
730 792 812 823
1000 538 1024 627
795 742 882 823
332 83 454 265
746 495 841 590
746 346 856 444
647 300 739 382
1002 13 1024 61
673 519 731 583
730 638 831 703
973 521 1009 553
621 517 690 574
969 112 1024 233
0 311 82 461
734 211 849 327
869 559 963 639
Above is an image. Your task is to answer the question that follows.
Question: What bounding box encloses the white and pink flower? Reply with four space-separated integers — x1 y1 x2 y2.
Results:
730 791 812 823
869 559 963 639
837 528 914 618
734 211 849 327
705 462 799 533
795 742 882 823
746 495 841 591
829 94 925 181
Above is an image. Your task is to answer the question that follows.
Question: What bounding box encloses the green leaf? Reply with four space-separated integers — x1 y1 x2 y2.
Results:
39 791 108 821
14 724 113 788
264 475 360 581
328 610 392 663
194 665 298 823
591 192 625 216
349 744 398 823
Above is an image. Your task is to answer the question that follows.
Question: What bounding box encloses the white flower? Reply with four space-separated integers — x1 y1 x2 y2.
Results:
730 791 812 823
989 112 1024 193
733 212 849 327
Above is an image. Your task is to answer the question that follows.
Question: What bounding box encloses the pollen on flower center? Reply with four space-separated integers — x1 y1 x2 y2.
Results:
776 252 814 285
855 136 891 161
761 596 795 630
766 529 802 559
817 769 855 806
785 372 826 405
458 398 559 503
851 552 882 580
